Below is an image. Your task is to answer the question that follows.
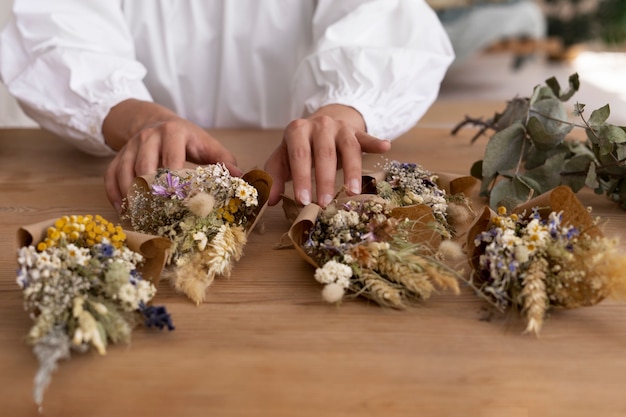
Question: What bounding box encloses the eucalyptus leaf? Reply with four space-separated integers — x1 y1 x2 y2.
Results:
481 121 526 186
523 152 567 193
562 154 594 192
596 151 626 176
589 125 615 156
530 85 557 106
516 174 543 194
588 104 610 126
548 73 581 101
529 97 572 137
493 97 530 131
470 160 483 180
617 143 626 161
559 73 580 101
567 140 596 158
606 124 626 144
585 162 599 189
524 142 571 169
489 176 533 211
526 116 568 150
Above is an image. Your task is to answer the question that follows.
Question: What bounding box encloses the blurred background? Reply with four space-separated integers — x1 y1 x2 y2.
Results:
1 0 625 127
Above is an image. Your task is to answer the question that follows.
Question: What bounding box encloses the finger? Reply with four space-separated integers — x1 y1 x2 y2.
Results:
160 127 187 170
336 129 364 196
223 161 243 178
116 143 143 203
106 147 140 214
356 131 391 154
312 123 339 207
187 133 240 172
263 143 290 206
134 129 162 176
104 157 124 213
284 120 313 205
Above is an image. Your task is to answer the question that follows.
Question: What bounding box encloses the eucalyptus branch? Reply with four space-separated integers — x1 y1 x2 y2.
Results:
455 72 626 210
450 116 494 143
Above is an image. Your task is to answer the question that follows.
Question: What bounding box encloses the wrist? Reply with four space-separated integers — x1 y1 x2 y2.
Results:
102 99 177 151
310 103 366 132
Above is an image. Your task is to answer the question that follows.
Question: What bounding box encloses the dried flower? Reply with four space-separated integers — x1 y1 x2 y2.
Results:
471 206 626 335
303 198 461 308
123 164 265 305
17 214 173 409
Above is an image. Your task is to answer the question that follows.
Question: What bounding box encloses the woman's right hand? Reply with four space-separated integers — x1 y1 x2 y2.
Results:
102 99 240 213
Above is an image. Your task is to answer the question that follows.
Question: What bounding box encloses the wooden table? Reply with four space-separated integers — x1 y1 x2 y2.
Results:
2 103 626 417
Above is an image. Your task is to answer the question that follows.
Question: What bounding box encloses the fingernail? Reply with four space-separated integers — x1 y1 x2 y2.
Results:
349 179 361 195
320 194 333 207
298 189 311 206
114 201 122 214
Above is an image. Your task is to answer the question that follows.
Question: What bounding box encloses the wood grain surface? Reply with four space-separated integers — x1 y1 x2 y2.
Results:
2 107 626 417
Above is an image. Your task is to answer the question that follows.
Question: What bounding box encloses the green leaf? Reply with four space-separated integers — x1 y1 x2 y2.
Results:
545 76 561 97
524 142 571 169
561 154 593 192
530 85 557 105
617 143 626 162
573 103 585 117
606 124 626 144
544 73 579 101
489 176 532 211
596 151 626 176
585 162 599 189
588 125 614 156
588 104 610 126
529 97 572 138
526 116 568 150
493 97 530 131
523 152 567 193
481 121 526 186
516 174 543 194
470 160 483 180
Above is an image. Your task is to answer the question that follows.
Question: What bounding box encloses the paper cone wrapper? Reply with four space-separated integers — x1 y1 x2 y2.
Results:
287 194 450 269
17 219 172 286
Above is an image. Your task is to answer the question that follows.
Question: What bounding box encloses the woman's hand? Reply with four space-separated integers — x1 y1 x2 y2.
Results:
102 99 239 212
264 104 390 207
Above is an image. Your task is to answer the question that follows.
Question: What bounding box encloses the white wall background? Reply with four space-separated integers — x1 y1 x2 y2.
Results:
0 0 37 127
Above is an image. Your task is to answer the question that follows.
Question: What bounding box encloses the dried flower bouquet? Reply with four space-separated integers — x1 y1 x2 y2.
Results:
288 161 477 308
16 214 174 409
467 186 626 335
123 164 272 304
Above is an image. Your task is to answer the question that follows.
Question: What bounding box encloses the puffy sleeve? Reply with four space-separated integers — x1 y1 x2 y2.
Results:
292 0 454 140
0 0 152 156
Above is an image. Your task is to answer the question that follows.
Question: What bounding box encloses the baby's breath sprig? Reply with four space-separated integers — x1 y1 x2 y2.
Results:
123 164 269 305
471 205 626 335
17 214 173 409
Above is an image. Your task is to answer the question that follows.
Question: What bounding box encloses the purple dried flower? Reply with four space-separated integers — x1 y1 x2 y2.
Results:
152 171 189 200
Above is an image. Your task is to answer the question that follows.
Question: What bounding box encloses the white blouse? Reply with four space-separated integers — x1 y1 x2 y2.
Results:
0 0 454 156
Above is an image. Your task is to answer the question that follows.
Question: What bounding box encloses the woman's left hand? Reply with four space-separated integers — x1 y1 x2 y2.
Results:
264 104 391 207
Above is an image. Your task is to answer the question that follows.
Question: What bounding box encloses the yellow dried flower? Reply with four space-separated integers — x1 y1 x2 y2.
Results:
37 214 127 251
